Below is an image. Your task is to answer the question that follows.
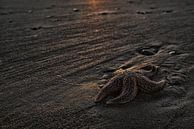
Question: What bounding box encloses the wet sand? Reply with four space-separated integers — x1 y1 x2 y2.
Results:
0 0 194 129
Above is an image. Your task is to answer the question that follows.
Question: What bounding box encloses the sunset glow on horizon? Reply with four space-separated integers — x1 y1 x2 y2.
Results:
88 0 99 8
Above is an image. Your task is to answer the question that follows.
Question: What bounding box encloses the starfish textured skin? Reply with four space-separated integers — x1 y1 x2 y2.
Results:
95 64 167 105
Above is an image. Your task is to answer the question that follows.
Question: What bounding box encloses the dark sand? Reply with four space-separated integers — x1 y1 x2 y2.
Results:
0 0 194 129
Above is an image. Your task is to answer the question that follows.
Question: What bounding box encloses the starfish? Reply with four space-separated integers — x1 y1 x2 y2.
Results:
95 64 167 105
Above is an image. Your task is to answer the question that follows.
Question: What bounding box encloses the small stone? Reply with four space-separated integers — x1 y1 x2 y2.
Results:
46 15 53 18
28 10 33 13
57 75 62 78
169 51 176 55
73 8 79 12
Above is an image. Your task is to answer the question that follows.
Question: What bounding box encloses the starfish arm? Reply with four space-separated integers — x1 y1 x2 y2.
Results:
94 87 109 103
106 76 138 105
137 65 159 79
95 75 123 103
137 75 166 93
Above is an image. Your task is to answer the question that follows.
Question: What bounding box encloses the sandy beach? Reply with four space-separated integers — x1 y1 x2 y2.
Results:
0 0 194 128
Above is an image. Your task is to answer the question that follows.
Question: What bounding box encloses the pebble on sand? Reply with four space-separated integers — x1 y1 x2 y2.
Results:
169 51 176 55
73 8 80 12
27 10 33 13
46 15 53 18
57 75 62 78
